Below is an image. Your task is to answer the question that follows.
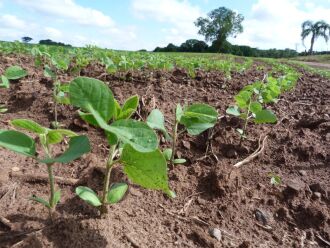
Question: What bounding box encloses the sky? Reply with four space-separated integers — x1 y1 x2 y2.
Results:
0 0 330 52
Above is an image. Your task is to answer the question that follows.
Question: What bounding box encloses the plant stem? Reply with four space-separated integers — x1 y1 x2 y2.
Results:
100 145 117 215
240 100 251 145
170 113 178 165
47 163 55 218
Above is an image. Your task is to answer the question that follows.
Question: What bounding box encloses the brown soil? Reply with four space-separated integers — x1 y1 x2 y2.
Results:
0 54 329 248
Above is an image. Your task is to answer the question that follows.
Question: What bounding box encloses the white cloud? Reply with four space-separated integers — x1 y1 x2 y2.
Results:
232 0 330 51
13 0 115 28
0 14 27 29
132 0 203 46
44 27 62 40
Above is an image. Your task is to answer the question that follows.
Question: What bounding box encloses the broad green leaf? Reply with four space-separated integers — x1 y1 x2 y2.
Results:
47 129 77 144
0 75 10 88
117 109 136 120
78 111 99 127
122 95 139 113
226 106 240 116
107 183 128 204
254 110 277 124
4 66 27 80
30 195 50 208
43 65 56 80
40 135 90 163
250 102 262 114
180 104 218 135
105 131 118 145
176 104 183 122
75 186 101 207
113 99 121 120
235 91 251 109
69 77 115 122
146 109 171 140
121 144 173 197
0 130 36 157
53 190 61 205
87 105 158 152
162 148 172 161
173 158 186 164
11 119 46 134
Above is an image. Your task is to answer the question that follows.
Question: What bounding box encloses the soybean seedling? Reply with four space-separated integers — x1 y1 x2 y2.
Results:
226 79 278 142
0 120 90 219
0 65 27 88
69 77 174 215
0 65 27 113
147 103 218 165
40 50 71 129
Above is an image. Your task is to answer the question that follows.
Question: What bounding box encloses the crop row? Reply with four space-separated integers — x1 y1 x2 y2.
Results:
0 57 299 219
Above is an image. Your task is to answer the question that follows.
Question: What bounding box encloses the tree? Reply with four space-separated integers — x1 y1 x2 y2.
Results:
179 39 208 52
195 7 244 52
21 37 33 43
301 20 330 54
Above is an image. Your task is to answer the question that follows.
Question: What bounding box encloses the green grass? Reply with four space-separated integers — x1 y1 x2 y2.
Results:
292 54 330 64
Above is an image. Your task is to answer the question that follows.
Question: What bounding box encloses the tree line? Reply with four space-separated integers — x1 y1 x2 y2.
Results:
154 7 330 57
154 39 298 58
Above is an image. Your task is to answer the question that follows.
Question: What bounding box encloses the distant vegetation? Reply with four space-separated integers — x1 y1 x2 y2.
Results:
154 40 298 58
39 39 72 47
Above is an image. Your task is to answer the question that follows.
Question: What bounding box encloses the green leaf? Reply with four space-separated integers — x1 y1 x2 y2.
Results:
176 104 183 122
75 186 101 207
43 65 56 80
69 77 115 122
40 135 90 163
0 75 10 88
254 110 277 124
250 102 262 114
113 99 121 120
122 95 139 113
0 130 36 157
78 111 99 127
226 106 240 116
162 148 172 161
4 66 27 80
11 119 46 134
146 109 171 140
107 183 128 204
117 109 136 120
47 129 77 144
30 195 50 208
180 104 218 135
173 158 186 164
53 190 61 205
87 105 158 152
105 131 118 145
235 91 251 109
121 144 173 197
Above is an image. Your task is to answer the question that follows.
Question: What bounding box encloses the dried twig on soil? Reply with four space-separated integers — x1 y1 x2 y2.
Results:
233 135 268 168
10 171 79 185
0 216 13 230
316 233 330 246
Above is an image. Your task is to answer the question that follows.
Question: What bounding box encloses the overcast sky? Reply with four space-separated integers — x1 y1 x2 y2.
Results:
0 0 329 51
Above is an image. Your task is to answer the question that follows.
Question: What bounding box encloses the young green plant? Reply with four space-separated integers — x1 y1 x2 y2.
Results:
0 120 90 218
69 77 174 215
226 79 278 142
146 103 218 165
0 65 27 113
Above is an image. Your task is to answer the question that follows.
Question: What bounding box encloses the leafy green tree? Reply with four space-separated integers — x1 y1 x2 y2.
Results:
301 20 330 54
195 7 244 52
180 39 208 52
21 37 33 43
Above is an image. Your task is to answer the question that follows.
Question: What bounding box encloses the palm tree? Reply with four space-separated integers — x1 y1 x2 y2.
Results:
301 20 330 54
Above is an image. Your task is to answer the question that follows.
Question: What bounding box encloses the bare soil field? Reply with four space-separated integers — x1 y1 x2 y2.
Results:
0 55 329 247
